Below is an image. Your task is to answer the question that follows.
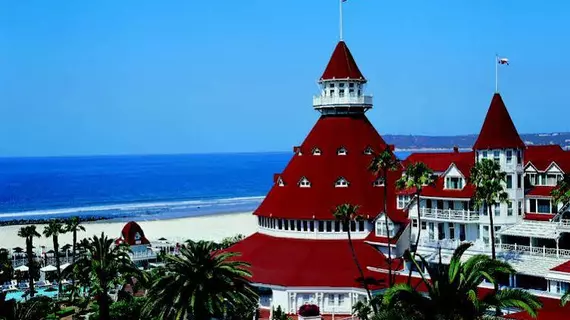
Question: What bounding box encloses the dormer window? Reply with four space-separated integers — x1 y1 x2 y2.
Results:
445 177 463 190
335 177 349 188
299 177 311 188
277 177 285 187
364 146 374 155
373 177 385 187
312 148 322 156
337 147 347 156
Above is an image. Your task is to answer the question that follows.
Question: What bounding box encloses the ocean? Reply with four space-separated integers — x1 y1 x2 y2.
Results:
0 151 410 222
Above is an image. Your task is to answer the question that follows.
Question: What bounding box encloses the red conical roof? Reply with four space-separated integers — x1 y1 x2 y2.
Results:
255 114 406 223
473 93 525 150
320 41 365 81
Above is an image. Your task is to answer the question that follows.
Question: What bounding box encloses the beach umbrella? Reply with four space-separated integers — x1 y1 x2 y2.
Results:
158 237 167 241
46 250 55 254
61 244 72 252
14 265 29 272
60 263 71 270
40 265 57 272
13 247 23 253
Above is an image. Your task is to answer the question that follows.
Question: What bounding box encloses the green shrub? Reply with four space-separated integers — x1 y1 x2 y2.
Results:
55 307 75 317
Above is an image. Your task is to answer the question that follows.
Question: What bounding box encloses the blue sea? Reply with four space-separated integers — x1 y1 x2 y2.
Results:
0 151 410 222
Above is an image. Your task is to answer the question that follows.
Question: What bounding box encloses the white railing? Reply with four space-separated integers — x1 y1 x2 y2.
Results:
129 251 157 261
558 219 570 230
419 238 488 252
313 95 373 108
496 243 570 259
420 208 479 222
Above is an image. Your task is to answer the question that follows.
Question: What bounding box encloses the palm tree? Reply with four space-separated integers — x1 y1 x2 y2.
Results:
65 216 85 265
143 240 258 319
470 158 509 260
17 225 41 297
552 173 570 209
333 203 377 313
0 248 14 315
65 233 139 320
43 220 67 294
369 147 401 288
66 216 85 300
382 243 542 320
396 162 434 282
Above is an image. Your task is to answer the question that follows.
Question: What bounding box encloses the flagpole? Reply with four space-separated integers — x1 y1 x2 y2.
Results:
339 0 343 41
495 54 498 93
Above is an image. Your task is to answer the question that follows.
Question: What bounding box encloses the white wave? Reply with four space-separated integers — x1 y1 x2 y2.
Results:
0 196 265 219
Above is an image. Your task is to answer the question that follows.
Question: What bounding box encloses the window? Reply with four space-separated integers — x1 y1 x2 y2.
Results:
459 224 466 241
429 223 435 240
339 89 345 97
350 221 356 232
507 202 513 216
483 226 490 244
517 174 522 189
335 177 349 187
538 199 551 213
278 219 283 230
349 89 355 95
517 150 522 165
312 148 321 156
528 173 536 186
339 83 345 88
334 221 341 232
547 174 559 186
297 220 302 231
397 195 411 209
318 221 324 232
482 151 488 158
493 151 500 163
277 177 285 187
329 89 334 96
449 224 455 240
337 147 347 156
349 83 355 88
421 221 427 230
438 223 445 240
328 294 335 306
326 221 332 232
303 220 308 231
412 219 418 228
530 199 536 212
506 175 513 189
299 177 311 188
284 220 289 230
518 201 523 216
445 177 463 189
329 83 335 88
309 221 314 231
290 220 295 230
364 146 374 155
376 219 395 237
494 203 500 216
506 150 513 163
373 177 385 187
338 294 345 305
358 221 365 231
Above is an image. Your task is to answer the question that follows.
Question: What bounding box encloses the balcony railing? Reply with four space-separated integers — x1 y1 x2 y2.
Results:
129 251 157 261
313 95 373 108
557 219 570 230
496 243 570 259
419 238 489 251
420 208 479 222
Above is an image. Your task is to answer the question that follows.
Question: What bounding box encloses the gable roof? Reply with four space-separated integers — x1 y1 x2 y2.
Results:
320 41 366 82
525 145 570 173
473 93 525 150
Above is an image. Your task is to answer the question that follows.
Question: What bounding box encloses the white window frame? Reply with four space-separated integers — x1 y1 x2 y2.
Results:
397 195 411 209
335 177 349 188
299 177 311 188
312 148 322 156
506 150 513 163
337 146 348 156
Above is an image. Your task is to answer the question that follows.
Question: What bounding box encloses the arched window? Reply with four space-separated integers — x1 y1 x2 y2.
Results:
312 148 322 156
363 146 374 155
299 177 311 188
335 177 349 188
337 147 347 156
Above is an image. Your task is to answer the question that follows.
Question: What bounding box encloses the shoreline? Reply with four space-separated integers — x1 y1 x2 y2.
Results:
0 211 257 251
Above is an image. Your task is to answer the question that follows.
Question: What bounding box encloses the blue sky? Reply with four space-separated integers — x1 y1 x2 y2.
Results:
0 1 568 157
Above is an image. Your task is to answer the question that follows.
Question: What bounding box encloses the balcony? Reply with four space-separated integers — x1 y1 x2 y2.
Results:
496 243 570 259
419 208 479 222
557 219 570 231
313 95 373 109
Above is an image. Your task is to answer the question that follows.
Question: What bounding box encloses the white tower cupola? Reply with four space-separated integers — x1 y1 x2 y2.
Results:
313 41 373 115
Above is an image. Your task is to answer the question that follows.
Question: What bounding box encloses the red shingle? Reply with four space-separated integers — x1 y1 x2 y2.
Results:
473 94 525 150
320 41 365 81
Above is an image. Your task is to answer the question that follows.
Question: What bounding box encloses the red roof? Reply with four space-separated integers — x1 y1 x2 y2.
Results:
117 221 150 246
473 94 525 150
320 41 365 81
523 213 555 221
525 145 570 173
505 296 570 320
526 186 555 198
226 232 399 288
550 260 570 273
255 114 406 223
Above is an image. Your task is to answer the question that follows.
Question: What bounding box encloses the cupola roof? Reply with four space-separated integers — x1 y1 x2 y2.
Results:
320 41 365 82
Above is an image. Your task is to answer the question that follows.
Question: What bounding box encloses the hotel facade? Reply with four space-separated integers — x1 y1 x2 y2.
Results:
227 40 570 318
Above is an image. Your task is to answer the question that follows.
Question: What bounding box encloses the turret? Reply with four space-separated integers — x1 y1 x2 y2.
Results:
313 41 373 115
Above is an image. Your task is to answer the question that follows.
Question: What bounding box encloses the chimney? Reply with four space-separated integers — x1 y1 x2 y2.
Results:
453 146 459 153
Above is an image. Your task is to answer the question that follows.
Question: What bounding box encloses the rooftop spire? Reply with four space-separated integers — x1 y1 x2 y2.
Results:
320 41 365 82
473 93 524 150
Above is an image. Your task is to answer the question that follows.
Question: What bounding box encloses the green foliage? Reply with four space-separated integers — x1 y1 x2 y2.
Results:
44 219 67 295
55 307 75 317
6 296 56 320
17 225 41 298
382 243 542 320
143 240 258 319
271 306 290 320
219 234 246 249
90 297 150 320
551 173 570 206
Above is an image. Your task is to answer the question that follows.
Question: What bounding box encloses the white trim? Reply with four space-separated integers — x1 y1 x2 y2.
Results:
420 195 473 201
545 162 564 174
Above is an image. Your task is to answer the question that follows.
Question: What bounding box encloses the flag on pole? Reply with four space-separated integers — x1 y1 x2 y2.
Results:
497 57 509 65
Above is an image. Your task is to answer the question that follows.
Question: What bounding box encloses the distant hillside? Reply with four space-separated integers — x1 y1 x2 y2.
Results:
383 132 570 151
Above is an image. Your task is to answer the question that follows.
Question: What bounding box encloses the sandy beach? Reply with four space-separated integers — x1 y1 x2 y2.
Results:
0 212 257 250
